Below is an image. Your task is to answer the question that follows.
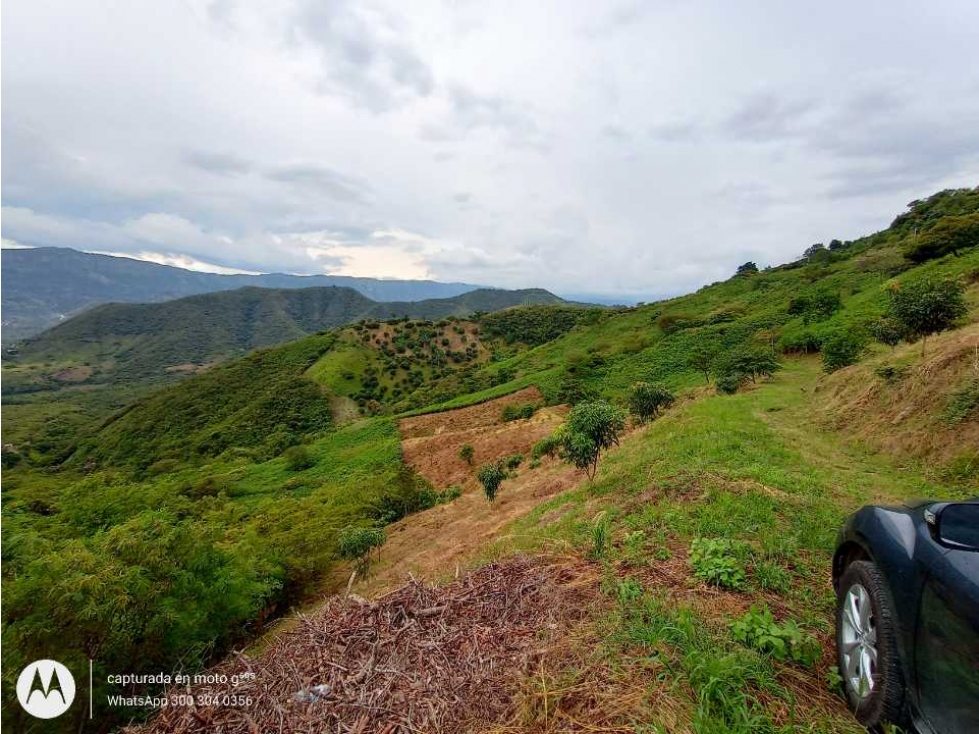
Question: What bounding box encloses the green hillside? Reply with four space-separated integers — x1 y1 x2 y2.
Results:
2 187 977 730
4 285 566 387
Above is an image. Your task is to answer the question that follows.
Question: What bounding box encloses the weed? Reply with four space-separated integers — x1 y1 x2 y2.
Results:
589 513 611 560
729 604 821 667
689 538 748 590
942 379 979 425
753 560 792 593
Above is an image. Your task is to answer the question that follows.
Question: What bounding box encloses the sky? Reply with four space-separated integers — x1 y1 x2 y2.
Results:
3 1 979 302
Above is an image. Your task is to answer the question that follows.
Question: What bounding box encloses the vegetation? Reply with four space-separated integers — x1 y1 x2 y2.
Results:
337 526 386 575
501 402 537 421
459 443 475 465
886 276 967 355
688 538 748 590
906 213 979 262
477 462 507 501
479 304 598 346
821 331 867 372
729 604 821 667
627 382 676 423
558 401 626 479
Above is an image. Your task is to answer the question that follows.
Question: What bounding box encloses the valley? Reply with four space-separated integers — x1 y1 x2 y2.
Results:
1 188 978 732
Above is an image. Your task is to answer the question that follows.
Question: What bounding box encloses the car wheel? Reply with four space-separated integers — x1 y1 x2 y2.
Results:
835 560 906 728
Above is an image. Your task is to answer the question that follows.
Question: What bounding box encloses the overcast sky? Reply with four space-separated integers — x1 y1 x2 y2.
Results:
3 1 979 301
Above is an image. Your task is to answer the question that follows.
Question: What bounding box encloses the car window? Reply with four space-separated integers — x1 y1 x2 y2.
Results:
941 504 979 548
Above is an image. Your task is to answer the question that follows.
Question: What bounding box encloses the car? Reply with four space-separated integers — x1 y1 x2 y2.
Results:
832 499 979 733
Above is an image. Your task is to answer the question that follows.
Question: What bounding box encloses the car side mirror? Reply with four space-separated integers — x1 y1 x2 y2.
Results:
925 502 979 551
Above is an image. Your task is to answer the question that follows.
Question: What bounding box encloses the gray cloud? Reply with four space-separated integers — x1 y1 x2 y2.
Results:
2 0 978 300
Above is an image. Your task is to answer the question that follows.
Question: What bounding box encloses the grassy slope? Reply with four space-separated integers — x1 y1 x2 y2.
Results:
478 357 974 732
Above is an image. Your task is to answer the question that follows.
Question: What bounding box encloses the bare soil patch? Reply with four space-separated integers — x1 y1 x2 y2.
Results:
51 365 93 382
399 386 546 439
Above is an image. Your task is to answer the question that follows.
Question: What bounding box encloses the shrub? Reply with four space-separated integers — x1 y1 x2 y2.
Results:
504 453 523 470
458 443 475 465
532 434 562 460
283 445 315 471
787 289 842 324
821 331 867 372
477 462 507 501
560 401 626 479
942 380 979 425
874 364 910 384
337 526 386 575
501 403 537 421
887 277 967 355
715 371 745 395
714 348 781 384
687 342 719 383
689 538 747 590
628 382 676 423
730 604 821 667
906 213 979 263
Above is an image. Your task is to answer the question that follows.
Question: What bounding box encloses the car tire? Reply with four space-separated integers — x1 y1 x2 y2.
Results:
835 560 906 729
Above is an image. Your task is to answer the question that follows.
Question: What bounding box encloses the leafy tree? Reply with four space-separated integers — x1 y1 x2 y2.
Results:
821 331 867 372
337 526 386 575
787 289 842 325
687 342 718 383
803 243 827 260
283 445 315 471
828 239 844 250
458 443 475 465
887 277 967 356
715 371 744 395
869 318 903 350
628 382 676 423
477 462 507 501
559 401 626 479
906 214 979 263
735 261 759 276
715 348 782 384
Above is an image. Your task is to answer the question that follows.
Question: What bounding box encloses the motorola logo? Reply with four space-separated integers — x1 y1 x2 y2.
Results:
16 660 76 719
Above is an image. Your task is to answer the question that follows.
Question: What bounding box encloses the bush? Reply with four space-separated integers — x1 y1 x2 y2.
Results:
874 364 910 383
689 538 747 590
870 317 903 349
532 434 562 460
730 604 821 667
714 348 782 384
821 331 867 372
337 526 386 574
628 382 676 423
942 380 979 425
906 213 979 262
477 462 507 501
787 289 842 324
715 371 745 395
504 453 523 470
560 401 626 479
501 403 537 421
458 443 475 465
283 445 316 471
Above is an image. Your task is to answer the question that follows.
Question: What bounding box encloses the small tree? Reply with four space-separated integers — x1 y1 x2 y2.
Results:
477 462 506 501
628 382 675 423
560 401 626 479
687 342 718 383
338 526 386 575
869 318 903 351
715 348 782 384
736 261 759 276
821 331 867 372
458 443 475 465
887 278 967 356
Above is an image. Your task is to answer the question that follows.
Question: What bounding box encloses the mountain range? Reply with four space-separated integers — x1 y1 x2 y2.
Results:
0 246 483 342
6 284 566 385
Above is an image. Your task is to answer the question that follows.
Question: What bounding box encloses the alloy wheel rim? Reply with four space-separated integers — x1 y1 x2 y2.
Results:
840 583 877 698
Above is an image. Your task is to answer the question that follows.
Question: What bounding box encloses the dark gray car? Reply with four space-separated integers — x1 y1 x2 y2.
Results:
833 499 979 732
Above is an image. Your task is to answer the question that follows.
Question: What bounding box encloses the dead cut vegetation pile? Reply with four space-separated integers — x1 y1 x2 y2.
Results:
131 557 592 734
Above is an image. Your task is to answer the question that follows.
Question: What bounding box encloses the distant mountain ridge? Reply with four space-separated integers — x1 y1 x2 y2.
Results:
7 284 566 385
0 246 483 342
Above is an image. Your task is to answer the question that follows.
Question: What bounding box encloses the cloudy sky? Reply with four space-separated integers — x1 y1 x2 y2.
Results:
3 1 979 301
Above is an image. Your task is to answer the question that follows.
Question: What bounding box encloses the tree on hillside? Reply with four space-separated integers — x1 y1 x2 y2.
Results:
887 278 967 356
870 318 903 351
828 239 844 250
687 342 719 383
787 289 842 325
715 348 782 384
628 382 675 423
736 262 759 276
477 462 506 501
338 526 386 576
559 401 626 479
458 443 475 465
803 243 827 259
906 214 979 263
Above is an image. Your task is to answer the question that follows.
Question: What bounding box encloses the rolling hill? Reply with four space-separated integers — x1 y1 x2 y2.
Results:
0 246 483 342
5 285 566 385
2 187 978 730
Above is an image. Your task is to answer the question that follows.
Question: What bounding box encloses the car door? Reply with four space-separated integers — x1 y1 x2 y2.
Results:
914 505 979 733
